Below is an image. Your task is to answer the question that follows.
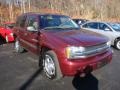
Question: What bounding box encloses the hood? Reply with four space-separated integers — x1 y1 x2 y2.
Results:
0 27 13 34
43 29 108 47
5 29 13 34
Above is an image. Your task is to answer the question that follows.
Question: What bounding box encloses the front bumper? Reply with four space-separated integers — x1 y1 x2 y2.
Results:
59 49 112 76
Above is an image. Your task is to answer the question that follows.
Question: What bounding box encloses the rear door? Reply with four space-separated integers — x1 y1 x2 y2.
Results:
16 15 30 49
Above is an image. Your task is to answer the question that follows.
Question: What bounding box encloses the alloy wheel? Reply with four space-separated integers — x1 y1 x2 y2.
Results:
116 40 120 50
44 54 56 78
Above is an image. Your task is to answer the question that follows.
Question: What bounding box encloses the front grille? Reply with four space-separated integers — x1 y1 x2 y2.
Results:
74 43 110 58
84 43 109 56
86 43 107 51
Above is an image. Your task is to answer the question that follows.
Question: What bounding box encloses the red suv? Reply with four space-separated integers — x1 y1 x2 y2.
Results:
13 13 112 80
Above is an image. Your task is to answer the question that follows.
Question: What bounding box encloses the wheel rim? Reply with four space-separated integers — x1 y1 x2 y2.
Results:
117 41 120 49
15 40 19 51
44 54 55 78
6 36 8 42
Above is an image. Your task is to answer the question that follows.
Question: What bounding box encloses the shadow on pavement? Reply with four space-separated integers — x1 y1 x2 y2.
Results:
72 73 98 90
19 68 43 90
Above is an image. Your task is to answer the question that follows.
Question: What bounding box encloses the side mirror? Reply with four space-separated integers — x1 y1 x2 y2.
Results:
104 28 110 31
27 26 37 32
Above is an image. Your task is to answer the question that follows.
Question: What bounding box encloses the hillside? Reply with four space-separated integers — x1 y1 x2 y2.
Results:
0 0 120 23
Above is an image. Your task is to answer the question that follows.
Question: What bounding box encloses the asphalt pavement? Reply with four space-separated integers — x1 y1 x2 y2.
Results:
0 39 120 90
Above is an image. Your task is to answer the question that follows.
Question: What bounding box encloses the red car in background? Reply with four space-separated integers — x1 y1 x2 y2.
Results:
0 22 15 42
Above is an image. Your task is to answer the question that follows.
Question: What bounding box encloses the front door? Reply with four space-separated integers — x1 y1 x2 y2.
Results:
24 15 40 55
98 23 114 41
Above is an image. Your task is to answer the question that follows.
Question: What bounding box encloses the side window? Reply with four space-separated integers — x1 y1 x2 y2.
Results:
19 16 27 28
27 16 38 30
99 23 111 31
16 16 21 27
87 23 98 29
15 16 26 28
82 23 98 29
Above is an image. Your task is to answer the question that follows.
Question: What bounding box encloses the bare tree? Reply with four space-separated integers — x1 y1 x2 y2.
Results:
9 1 14 21
0 0 120 22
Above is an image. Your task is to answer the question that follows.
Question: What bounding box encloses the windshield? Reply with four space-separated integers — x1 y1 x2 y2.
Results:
39 15 79 30
108 23 120 31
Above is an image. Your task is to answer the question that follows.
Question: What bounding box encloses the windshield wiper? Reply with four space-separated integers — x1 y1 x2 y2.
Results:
43 26 65 30
43 26 79 30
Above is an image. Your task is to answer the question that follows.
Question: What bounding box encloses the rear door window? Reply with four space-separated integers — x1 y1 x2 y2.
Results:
16 15 27 28
83 22 98 29
88 22 98 29
20 16 27 28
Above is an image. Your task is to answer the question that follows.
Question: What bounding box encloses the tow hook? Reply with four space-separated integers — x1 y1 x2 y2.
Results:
80 73 86 77
80 65 93 77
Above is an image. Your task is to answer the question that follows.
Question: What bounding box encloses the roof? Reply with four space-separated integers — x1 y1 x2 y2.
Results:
22 12 68 17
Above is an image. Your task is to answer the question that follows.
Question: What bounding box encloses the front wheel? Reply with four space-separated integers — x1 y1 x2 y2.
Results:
14 38 24 53
43 50 63 80
115 39 120 50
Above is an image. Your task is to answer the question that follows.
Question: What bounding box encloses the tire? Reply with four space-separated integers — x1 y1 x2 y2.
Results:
43 50 63 80
115 39 120 50
5 36 8 43
14 38 24 53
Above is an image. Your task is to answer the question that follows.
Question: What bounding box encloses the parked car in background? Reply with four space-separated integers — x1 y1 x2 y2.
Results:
72 19 89 26
117 23 120 26
81 21 120 50
13 13 112 80
0 22 15 42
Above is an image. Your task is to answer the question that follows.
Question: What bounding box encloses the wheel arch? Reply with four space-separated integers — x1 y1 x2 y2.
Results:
114 37 120 50
114 37 120 44
40 46 52 54
39 46 52 65
41 47 63 80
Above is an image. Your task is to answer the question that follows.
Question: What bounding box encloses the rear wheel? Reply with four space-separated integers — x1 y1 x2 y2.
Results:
14 38 24 53
115 39 120 50
43 50 63 80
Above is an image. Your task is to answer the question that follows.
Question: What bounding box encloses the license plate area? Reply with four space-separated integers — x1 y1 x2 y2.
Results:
97 60 108 68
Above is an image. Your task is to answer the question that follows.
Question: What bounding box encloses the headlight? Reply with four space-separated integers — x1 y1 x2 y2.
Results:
106 41 111 47
10 33 13 36
66 46 85 59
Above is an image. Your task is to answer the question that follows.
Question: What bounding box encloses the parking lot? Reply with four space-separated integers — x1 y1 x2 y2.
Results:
0 38 120 90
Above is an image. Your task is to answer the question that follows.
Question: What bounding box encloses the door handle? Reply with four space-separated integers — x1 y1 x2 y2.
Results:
32 39 38 42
